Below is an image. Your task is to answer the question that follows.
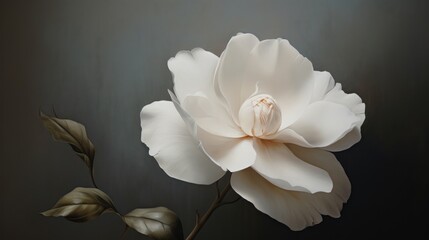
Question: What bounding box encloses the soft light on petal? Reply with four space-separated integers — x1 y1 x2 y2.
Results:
252 140 332 193
168 48 219 102
322 83 366 151
261 128 311 146
287 101 360 147
168 90 197 138
197 127 256 172
324 83 365 115
231 168 322 231
182 93 245 138
215 33 260 123
324 127 364 152
311 71 335 102
140 101 225 184
288 145 351 214
231 145 350 231
249 39 316 129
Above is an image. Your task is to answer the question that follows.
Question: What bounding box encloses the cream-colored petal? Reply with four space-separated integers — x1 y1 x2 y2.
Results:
311 71 335 102
182 93 245 138
324 127 363 152
197 127 256 172
288 145 351 214
140 101 225 184
168 48 219 103
168 90 197 138
287 101 360 147
231 168 322 231
247 39 316 129
261 127 310 146
252 140 332 193
215 33 260 123
231 146 350 231
324 83 365 115
322 83 366 151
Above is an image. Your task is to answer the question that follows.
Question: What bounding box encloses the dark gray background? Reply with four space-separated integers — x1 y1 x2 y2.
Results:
1 0 428 239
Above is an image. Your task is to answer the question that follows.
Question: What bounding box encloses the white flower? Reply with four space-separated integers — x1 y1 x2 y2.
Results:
140 33 365 230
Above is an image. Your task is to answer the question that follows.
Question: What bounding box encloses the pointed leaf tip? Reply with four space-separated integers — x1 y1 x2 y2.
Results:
40 111 95 171
41 187 116 222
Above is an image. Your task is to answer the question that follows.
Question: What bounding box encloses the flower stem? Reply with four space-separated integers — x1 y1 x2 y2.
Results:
90 169 98 189
185 181 234 240
120 223 128 240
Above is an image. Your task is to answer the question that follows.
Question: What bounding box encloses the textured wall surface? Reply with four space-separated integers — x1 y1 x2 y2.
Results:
1 0 428 239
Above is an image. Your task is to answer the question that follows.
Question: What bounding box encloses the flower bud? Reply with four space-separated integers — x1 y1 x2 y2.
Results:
239 94 282 137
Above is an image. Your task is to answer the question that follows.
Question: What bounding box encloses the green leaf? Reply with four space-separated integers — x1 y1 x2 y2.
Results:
40 111 95 171
122 207 184 240
41 187 116 222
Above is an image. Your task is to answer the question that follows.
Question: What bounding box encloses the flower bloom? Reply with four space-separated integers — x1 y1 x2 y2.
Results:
140 33 365 230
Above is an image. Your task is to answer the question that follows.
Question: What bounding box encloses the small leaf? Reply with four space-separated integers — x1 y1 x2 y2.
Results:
41 187 116 222
122 207 184 240
40 111 95 170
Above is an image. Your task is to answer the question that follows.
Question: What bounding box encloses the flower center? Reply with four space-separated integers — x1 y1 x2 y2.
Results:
238 94 282 137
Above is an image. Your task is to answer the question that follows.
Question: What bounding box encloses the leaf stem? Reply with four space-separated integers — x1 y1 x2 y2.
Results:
120 223 129 240
185 181 234 240
90 169 98 189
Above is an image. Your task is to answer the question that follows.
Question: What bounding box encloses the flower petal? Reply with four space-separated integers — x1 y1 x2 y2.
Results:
324 83 365 115
182 93 245 138
288 145 351 215
311 71 335 102
285 101 360 148
168 48 219 102
248 39 316 129
231 146 350 231
215 33 260 123
197 128 256 172
252 140 332 193
322 83 366 151
140 101 225 184
168 90 197 138
324 127 363 152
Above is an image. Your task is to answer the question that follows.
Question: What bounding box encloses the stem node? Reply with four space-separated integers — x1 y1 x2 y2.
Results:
185 181 233 240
